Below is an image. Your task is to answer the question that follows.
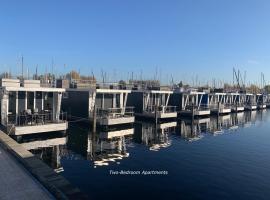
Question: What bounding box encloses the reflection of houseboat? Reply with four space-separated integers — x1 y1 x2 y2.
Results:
179 118 210 141
230 112 245 129
209 112 249 134
134 121 176 151
127 89 177 120
18 133 67 173
62 86 135 126
208 93 231 114
0 79 68 135
87 128 134 167
209 115 231 134
170 90 210 117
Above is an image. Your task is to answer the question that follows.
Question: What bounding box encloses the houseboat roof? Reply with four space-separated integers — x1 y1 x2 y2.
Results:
132 89 173 94
1 86 65 92
66 88 131 93
177 91 206 95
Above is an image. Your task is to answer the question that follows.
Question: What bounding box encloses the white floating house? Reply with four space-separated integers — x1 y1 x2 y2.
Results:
208 93 231 114
256 94 267 109
87 127 134 167
0 79 68 135
63 88 135 126
227 93 245 112
266 94 270 108
170 90 210 117
127 89 177 120
244 93 257 110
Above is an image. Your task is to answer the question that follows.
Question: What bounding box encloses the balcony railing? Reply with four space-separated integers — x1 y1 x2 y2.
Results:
145 106 177 113
209 103 231 110
184 104 209 111
7 111 67 127
96 107 134 119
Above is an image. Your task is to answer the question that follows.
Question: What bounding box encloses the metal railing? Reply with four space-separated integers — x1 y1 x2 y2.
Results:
7 111 67 127
184 104 209 111
209 103 232 110
145 105 177 113
96 107 134 119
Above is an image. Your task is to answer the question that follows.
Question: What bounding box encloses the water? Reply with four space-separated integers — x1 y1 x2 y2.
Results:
17 110 270 200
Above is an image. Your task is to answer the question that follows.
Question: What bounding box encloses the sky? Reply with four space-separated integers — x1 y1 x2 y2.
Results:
0 0 270 85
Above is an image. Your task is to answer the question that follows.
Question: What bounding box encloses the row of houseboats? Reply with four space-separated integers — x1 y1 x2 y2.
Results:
0 78 269 136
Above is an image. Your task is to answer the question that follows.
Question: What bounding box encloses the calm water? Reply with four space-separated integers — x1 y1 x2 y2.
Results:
18 110 270 200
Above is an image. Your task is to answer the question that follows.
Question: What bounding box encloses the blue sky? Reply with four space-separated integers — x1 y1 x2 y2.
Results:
0 0 270 85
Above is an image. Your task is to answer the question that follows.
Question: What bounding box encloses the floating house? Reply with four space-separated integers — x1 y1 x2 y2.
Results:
208 93 231 114
62 87 135 126
170 90 210 117
256 94 267 109
244 93 257 110
0 79 68 135
127 89 177 120
227 93 245 112
266 94 270 108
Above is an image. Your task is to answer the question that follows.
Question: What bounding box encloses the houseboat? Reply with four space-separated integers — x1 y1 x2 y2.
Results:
228 93 245 112
266 94 270 108
244 93 257 110
61 82 135 126
127 89 177 120
208 93 231 114
0 79 68 135
170 89 210 117
256 94 267 109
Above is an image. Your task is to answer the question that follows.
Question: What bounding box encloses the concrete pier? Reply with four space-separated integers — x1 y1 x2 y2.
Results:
0 144 53 200
0 130 87 199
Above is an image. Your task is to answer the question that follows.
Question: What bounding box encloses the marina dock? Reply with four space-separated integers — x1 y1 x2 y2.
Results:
0 130 87 199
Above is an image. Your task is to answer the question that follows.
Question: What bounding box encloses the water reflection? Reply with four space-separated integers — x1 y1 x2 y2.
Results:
16 132 67 173
134 121 177 151
21 110 269 170
20 110 270 200
87 128 134 167
179 118 210 141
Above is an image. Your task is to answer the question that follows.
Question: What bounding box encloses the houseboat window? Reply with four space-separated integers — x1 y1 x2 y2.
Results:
18 91 25 99
44 92 53 111
27 92 34 111
36 92 43 112
8 91 16 114
116 94 120 107
63 92 69 99
18 91 26 113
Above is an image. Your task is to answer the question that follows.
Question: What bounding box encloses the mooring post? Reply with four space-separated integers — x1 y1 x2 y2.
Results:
217 102 220 116
92 105 96 133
